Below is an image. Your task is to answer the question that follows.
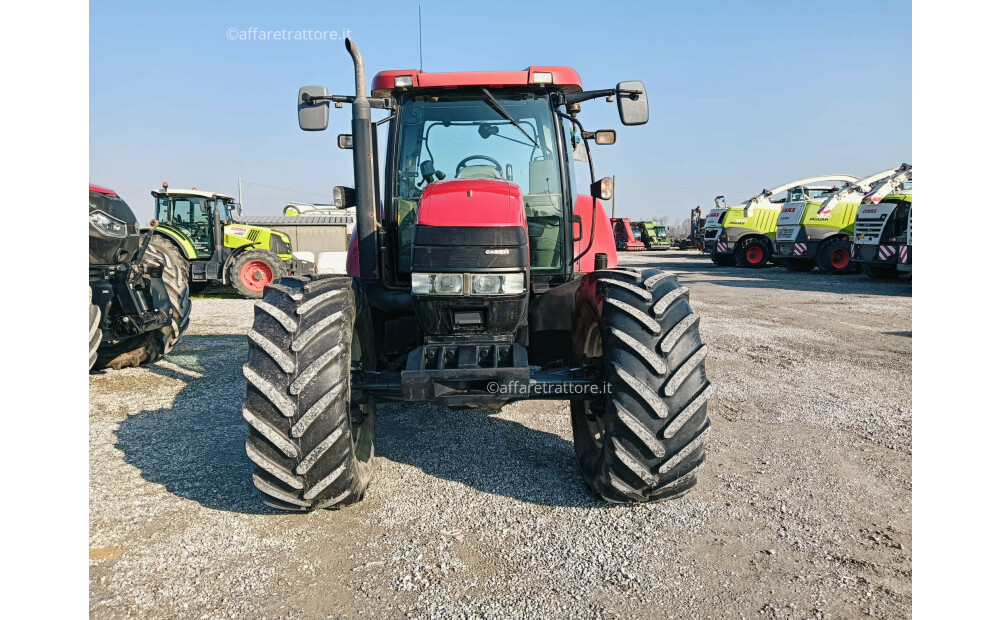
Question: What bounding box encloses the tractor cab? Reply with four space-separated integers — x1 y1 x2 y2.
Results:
152 187 235 258
390 88 573 276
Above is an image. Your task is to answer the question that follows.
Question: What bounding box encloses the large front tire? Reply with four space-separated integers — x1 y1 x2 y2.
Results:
155 248 192 354
571 268 711 502
815 238 856 275
242 276 375 511
735 237 771 268
230 250 287 299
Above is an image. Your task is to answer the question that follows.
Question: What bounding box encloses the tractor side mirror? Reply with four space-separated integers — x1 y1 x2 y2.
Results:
338 134 354 149
593 130 616 145
572 215 583 241
333 186 356 208
591 177 613 201
616 81 648 126
298 86 330 131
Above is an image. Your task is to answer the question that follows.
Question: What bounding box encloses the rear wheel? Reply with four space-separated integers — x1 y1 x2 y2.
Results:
710 252 736 266
816 238 856 275
230 250 287 299
783 258 815 272
149 235 190 286
242 276 376 511
863 264 899 279
571 268 711 502
155 248 192 353
735 237 771 268
89 289 102 370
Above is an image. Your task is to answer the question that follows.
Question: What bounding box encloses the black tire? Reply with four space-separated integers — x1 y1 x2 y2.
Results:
783 258 815 272
150 235 190 286
815 238 857 275
154 248 192 354
571 268 711 502
863 264 899 279
242 275 376 511
89 288 102 370
710 252 736 267
735 237 771 269
229 250 287 299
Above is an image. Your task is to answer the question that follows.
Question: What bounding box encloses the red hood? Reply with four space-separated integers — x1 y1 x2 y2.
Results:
416 179 527 229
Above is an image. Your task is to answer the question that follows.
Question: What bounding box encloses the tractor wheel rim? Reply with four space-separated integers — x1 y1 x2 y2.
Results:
240 260 273 291
746 247 764 264
831 248 850 269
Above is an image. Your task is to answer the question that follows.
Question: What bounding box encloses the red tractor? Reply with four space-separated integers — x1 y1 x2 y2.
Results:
611 217 646 251
241 39 710 511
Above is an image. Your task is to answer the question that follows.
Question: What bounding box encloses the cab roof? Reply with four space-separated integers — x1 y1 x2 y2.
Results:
371 67 583 98
152 187 234 200
89 184 117 195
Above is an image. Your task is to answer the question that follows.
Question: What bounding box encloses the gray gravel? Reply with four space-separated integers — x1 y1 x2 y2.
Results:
89 253 911 619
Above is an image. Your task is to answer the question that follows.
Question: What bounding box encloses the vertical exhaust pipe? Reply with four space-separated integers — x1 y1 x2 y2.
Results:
346 38 378 280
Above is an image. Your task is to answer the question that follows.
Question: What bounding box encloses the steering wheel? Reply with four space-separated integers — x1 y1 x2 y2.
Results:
455 155 503 178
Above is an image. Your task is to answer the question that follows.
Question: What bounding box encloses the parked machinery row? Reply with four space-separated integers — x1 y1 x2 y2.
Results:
703 164 912 278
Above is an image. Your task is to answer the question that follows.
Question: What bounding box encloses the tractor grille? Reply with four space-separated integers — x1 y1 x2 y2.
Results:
248 229 261 243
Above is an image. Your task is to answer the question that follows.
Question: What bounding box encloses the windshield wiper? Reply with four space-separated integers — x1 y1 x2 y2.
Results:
480 88 538 147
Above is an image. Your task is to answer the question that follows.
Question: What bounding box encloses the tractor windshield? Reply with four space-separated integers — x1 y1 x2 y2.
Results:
155 194 213 257
394 90 565 271
655 226 667 238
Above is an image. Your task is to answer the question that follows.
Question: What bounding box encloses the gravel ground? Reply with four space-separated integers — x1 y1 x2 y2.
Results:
89 252 912 619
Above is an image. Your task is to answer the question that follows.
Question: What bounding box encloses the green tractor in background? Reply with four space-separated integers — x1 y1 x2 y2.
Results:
147 183 297 298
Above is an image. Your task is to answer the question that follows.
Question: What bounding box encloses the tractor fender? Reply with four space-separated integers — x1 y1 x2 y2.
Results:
147 228 198 260
221 242 263 284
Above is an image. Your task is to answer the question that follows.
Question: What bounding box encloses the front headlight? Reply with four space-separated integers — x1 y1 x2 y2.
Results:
90 211 127 238
412 273 464 295
411 272 526 295
474 273 524 295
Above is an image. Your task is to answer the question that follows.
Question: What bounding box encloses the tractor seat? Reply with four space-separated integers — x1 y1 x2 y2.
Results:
456 165 503 180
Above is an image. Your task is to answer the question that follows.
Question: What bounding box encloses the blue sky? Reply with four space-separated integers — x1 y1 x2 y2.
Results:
90 0 911 222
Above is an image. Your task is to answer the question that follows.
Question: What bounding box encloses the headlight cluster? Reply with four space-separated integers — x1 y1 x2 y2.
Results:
411 272 525 296
89 211 127 238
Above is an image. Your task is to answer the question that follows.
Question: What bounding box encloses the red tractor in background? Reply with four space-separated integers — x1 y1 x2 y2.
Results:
241 39 710 511
611 217 646 251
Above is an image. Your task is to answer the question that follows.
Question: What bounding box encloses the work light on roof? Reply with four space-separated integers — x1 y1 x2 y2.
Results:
394 75 414 88
532 72 553 85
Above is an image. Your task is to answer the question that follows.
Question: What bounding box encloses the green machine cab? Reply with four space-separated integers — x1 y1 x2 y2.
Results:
147 183 299 298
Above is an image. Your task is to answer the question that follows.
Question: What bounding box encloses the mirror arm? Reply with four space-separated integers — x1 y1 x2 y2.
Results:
301 93 395 110
563 87 642 106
